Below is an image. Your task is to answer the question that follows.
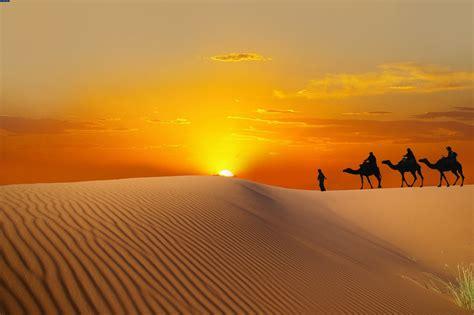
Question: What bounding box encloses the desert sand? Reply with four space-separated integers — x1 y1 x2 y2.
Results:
1 176 471 314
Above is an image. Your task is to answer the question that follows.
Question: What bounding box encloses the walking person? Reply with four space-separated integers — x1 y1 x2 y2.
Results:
317 169 327 191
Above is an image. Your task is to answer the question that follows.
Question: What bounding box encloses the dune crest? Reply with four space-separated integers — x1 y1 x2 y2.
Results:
1 176 470 314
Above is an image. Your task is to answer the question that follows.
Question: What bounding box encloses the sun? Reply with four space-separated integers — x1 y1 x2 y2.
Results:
218 169 234 177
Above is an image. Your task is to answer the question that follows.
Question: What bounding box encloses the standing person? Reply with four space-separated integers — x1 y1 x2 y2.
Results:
317 169 327 191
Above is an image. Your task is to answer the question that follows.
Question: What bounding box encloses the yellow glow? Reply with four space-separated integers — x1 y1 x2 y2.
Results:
218 170 234 177
189 122 255 176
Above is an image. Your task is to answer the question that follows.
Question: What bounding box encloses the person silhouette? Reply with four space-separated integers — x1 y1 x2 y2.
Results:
317 169 327 191
446 146 458 160
362 152 377 170
444 146 458 167
402 148 416 166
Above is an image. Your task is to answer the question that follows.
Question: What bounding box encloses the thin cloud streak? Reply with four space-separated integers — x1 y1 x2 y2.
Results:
342 111 392 116
413 110 474 121
257 108 298 114
227 115 322 127
231 114 474 144
274 62 474 99
147 118 191 125
211 52 270 62
0 116 105 134
454 106 474 111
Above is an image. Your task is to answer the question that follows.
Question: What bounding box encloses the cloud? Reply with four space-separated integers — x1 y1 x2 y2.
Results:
242 126 276 135
231 133 292 145
72 143 184 150
454 106 474 111
227 115 319 127
413 110 474 121
147 118 191 125
98 117 122 122
130 144 184 150
76 127 139 134
342 111 392 116
228 114 473 144
275 63 474 99
256 108 298 114
0 116 105 134
211 52 270 62
302 118 473 143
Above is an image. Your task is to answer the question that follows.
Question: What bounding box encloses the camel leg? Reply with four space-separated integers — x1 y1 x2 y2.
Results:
418 169 424 187
442 172 450 187
360 174 364 189
401 173 410 187
456 162 464 187
452 170 459 186
402 172 410 187
377 174 382 188
438 172 443 187
459 169 465 187
366 176 373 189
409 171 417 187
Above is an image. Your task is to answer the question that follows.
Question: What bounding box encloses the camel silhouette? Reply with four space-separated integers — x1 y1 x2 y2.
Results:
382 159 424 187
343 164 382 189
418 157 465 187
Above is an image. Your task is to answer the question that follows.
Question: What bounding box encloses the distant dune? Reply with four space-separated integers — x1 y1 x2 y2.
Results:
1 176 471 314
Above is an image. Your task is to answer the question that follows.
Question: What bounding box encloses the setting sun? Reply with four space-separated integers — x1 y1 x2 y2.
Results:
218 170 234 177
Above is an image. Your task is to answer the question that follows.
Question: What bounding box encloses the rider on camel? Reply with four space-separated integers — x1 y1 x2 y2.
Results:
444 146 458 166
402 148 416 166
446 146 457 160
362 152 377 170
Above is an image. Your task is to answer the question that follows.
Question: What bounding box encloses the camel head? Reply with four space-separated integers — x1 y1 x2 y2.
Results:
381 160 399 170
418 158 428 163
343 168 351 173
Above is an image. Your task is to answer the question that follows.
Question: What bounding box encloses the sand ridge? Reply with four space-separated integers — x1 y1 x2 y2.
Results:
1 176 471 314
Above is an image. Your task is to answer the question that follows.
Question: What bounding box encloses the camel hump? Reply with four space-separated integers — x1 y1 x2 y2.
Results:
439 156 456 164
403 158 417 168
360 163 379 175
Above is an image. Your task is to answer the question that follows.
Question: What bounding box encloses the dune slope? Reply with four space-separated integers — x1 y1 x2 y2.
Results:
1 176 471 314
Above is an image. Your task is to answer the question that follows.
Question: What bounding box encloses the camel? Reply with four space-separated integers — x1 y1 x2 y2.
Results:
343 164 382 189
418 157 465 187
382 159 424 187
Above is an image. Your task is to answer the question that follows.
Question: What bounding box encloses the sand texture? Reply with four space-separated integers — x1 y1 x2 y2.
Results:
1 176 471 314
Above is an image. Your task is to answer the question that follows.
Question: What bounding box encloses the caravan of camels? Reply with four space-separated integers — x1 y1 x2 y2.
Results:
342 146 465 190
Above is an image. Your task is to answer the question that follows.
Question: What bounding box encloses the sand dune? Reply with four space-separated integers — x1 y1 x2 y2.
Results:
1 176 471 314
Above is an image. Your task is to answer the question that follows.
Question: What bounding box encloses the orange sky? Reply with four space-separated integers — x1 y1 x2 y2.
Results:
1 1 473 189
